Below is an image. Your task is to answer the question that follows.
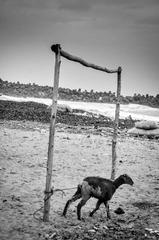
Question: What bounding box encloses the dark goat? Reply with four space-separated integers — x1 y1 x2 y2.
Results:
63 174 133 220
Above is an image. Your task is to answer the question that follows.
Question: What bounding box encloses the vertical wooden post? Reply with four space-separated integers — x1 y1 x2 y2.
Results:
43 44 61 222
111 67 122 180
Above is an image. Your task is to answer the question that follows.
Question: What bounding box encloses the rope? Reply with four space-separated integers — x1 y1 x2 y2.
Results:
33 206 44 221
58 187 77 191
33 186 77 221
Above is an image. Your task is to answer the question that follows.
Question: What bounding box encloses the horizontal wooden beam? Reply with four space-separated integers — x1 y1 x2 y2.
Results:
51 44 118 74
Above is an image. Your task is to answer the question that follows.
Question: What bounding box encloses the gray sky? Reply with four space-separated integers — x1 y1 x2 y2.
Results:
0 0 159 96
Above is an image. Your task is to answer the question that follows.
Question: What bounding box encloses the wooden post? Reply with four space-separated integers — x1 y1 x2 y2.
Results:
111 67 122 180
43 44 61 222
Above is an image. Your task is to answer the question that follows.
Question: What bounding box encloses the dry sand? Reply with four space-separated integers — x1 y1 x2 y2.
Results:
0 120 159 240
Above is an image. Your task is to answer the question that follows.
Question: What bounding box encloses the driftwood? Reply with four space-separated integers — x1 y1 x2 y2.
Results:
51 44 118 74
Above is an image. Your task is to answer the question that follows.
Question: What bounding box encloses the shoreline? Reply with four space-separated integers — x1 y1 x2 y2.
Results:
0 99 136 130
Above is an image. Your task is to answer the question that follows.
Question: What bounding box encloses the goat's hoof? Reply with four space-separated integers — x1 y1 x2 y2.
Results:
89 212 93 217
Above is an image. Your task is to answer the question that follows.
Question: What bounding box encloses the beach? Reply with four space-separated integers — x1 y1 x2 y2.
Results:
0 120 159 239
1 0 159 238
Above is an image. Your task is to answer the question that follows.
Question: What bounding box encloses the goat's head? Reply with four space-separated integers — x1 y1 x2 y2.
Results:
120 174 134 186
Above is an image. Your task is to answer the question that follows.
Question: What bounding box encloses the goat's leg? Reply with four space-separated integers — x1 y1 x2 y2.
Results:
77 197 89 220
104 201 111 219
89 199 103 217
63 193 81 217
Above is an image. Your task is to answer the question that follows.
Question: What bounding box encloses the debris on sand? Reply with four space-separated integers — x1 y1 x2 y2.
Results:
114 207 125 215
135 120 158 130
128 120 159 138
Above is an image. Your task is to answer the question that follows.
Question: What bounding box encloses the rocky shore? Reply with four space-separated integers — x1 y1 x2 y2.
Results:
0 100 135 129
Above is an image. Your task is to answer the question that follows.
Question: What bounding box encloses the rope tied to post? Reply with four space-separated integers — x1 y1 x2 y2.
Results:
44 187 67 202
44 186 77 202
33 186 77 221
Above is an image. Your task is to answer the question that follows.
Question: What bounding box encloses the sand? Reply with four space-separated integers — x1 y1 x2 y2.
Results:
0 120 159 240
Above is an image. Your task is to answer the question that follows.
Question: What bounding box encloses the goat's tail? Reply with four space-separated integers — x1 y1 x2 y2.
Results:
73 184 82 197
63 184 82 217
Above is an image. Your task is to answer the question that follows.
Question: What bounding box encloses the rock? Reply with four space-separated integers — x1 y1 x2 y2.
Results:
49 232 57 239
11 195 21 201
103 226 109 230
145 228 159 235
10 170 17 174
93 226 99 231
40 129 46 134
44 233 49 239
28 164 35 168
62 136 70 140
88 229 96 233
135 120 158 130
48 104 72 113
58 104 72 113
114 207 125 214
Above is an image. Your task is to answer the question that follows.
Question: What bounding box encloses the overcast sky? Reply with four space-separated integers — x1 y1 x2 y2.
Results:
0 0 159 96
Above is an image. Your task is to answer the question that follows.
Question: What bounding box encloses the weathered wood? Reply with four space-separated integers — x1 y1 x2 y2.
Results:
43 44 61 222
111 67 122 180
51 44 118 74
50 44 122 200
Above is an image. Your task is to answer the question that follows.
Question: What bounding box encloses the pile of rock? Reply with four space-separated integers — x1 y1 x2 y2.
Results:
47 103 73 113
128 120 159 138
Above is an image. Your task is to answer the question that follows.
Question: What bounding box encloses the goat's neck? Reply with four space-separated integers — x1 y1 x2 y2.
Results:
113 177 124 189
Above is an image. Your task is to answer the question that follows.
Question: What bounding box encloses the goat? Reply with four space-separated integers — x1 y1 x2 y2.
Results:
62 174 133 220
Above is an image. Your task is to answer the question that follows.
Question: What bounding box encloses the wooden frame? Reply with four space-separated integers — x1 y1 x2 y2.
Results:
43 44 122 221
